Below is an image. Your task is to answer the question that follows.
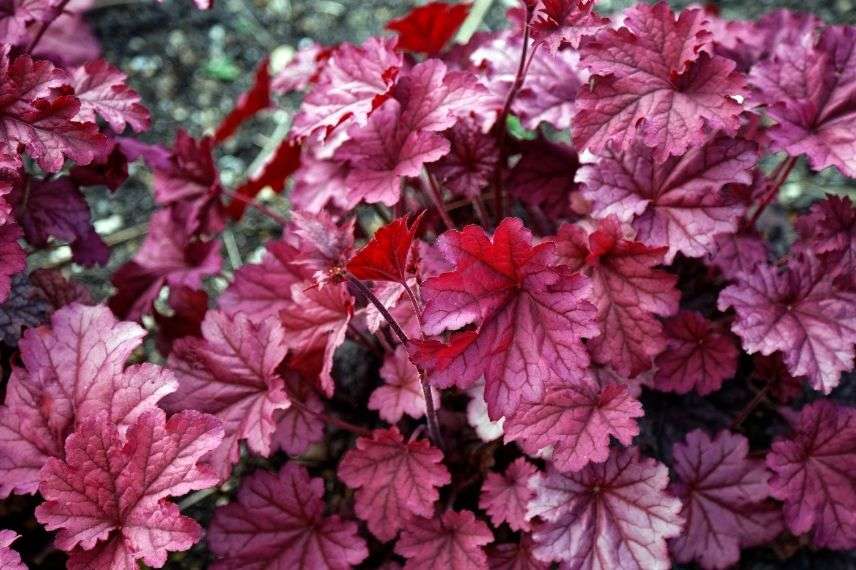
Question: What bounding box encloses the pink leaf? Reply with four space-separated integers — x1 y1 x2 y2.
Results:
395 510 493 570
387 2 471 56
527 448 684 569
718 254 856 393
369 346 428 423
530 0 608 53
652 311 739 395
556 217 679 377
749 26 856 177
767 400 856 548
35 408 223 569
163 310 290 480
579 136 757 262
0 530 25 570
669 430 782 569
505 379 643 473
272 374 325 455
338 427 450 541
0 0 56 44
71 59 150 133
208 463 368 569
479 457 538 532
0 304 175 498
708 230 769 281
420 218 598 418
575 3 746 162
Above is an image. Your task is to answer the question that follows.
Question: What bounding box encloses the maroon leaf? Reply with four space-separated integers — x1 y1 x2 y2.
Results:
347 213 423 283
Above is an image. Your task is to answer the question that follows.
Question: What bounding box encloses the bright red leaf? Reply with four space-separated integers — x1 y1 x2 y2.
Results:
420 218 598 418
505 379 643 473
214 57 271 143
35 409 223 569
163 310 290 480
528 448 684 569
225 136 301 219
718 254 856 393
348 213 422 283
71 59 150 133
579 136 757 261
338 427 451 541
575 3 746 162
669 430 782 569
387 2 471 56
767 400 856 548
208 463 368 570
556 217 679 377
395 509 493 570
653 311 738 396
369 346 428 423
479 457 537 532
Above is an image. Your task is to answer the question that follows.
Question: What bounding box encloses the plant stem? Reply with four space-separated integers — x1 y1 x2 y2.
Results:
288 396 370 436
422 171 455 231
731 383 770 430
347 275 444 448
221 188 290 226
26 0 71 53
472 196 489 225
490 6 536 222
402 280 424 327
748 156 797 228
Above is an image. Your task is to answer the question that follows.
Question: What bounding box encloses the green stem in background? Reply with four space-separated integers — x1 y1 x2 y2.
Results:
454 0 495 44
747 156 798 228
347 275 444 448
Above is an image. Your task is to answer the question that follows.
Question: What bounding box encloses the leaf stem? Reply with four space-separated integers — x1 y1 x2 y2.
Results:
747 156 797 228
731 383 771 430
288 395 370 436
26 0 71 53
221 188 290 226
347 275 444 448
401 280 424 327
422 171 455 231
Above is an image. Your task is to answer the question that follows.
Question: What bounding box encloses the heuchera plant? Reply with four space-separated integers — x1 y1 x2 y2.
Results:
1 0 855 568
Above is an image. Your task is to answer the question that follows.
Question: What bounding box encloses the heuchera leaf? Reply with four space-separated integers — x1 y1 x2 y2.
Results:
418 218 598 418
794 195 855 280
0 48 108 172
387 2 471 56
0 530 25 570
208 463 368 570
291 210 355 285
652 311 738 396
574 3 746 162
369 346 428 423
0 0 55 45
109 209 221 320
556 216 679 377
708 229 769 281
478 457 538 532
395 510 493 570
0 221 25 303
272 373 325 455
214 57 271 143
163 310 290 480
430 118 498 198
487 537 550 570
335 59 485 206
529 0 608 53
71 59 151 133
579 136 757 262
153 285 208 356
271 43 332 95
225 137 301 219
749 26 856 177
527 448 684 569
718 254 856 393
766 400 856 548
338 427 451 541
347 213 422 283
669 429 782 569
35 408 223 570
0 304 176 498
506 136 580 214
505 379 643 473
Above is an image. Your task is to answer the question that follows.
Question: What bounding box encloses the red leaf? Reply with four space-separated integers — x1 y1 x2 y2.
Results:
214 57 271 144
395 510 493 570
556 216 679 377
718 254 856 393
479 457 538 532
208 463 368 569
387 2 471 56
272 374 325 455
163 310 290 480
430 118 499 199
794 195 855 281
71 59 151 133
528 448 684 569
35 409 223 569
226 137 301 219
652 311 739 395
530 0 608 53
338 427 451 541
0 304 174 498
669 430 782 569
505 379 643 473
347 212 423 283
153 286 208 356
767 400 856 548
420 218 598 418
